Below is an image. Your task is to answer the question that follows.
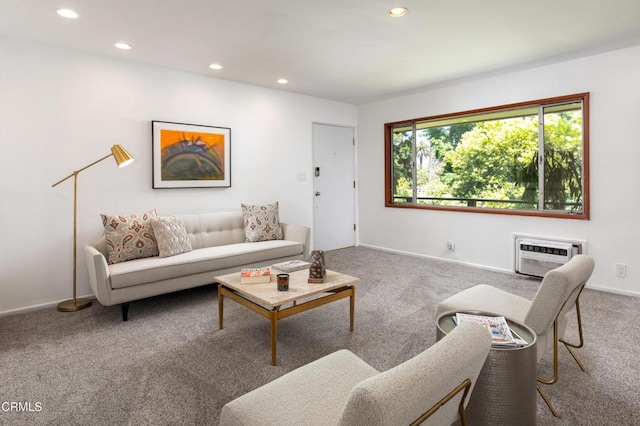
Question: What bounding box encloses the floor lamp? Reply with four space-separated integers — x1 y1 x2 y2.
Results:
52 144 134 312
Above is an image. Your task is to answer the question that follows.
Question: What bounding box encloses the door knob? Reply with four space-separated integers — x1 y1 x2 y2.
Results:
315 191 321 196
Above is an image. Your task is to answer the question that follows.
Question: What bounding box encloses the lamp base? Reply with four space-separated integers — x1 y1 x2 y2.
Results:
57 298 92 312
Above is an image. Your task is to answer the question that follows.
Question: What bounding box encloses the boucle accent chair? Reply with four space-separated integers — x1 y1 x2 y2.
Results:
219 321 492 426
434 254 595 417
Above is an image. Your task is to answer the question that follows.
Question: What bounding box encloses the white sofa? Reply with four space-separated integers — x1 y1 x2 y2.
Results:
84 211 310 321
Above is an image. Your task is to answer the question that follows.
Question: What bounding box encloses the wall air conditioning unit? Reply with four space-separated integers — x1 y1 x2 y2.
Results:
515 238 581 278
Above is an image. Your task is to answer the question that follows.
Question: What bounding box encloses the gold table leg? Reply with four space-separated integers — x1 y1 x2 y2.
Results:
218 283 224 330
270 310 278 366
350 287 356 332
217 284 355 366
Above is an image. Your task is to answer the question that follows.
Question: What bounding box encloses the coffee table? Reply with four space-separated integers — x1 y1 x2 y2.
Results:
215 268 359 365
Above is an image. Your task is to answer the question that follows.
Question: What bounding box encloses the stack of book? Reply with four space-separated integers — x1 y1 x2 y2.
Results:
454 313 528 348
272 260 310 273
240 267 271 284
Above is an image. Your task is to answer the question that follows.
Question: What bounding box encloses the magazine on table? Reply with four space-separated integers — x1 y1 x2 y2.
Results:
272 260 310 272
454 313 528 348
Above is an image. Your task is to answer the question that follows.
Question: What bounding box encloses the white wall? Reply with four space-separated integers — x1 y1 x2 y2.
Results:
357 45 640 296
0 38 356 314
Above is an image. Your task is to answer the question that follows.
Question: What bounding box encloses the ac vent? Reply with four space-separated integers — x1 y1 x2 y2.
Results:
515 238 580 278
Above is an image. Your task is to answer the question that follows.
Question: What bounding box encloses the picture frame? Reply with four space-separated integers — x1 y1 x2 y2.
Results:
152 120 231 188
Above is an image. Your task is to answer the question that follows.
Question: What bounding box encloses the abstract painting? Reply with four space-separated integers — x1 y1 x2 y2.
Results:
152 121 231 188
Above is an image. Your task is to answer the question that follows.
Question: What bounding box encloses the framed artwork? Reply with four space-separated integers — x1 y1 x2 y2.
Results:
152 121 231 188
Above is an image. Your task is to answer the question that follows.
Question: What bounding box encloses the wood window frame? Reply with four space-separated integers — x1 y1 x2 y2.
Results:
384 93 590 219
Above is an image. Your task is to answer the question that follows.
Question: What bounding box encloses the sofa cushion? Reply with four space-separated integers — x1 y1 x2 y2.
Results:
101 210 159 264
241 202 283 242
181 211 246 250
108 239 303 289
151 216 192 258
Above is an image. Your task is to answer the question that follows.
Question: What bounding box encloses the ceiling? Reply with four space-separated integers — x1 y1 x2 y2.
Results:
1 0 639 104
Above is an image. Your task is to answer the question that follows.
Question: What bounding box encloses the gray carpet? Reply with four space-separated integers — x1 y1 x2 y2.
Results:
1 247 639 425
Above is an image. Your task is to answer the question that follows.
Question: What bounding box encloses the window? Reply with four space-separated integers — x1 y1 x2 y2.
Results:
385 93 589 219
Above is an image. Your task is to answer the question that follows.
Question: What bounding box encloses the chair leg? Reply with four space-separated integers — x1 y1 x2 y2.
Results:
536 386 559 418
537 321 560 386
537 321 560 417
536 291 588 418
563 344 587 372
559 298 587 372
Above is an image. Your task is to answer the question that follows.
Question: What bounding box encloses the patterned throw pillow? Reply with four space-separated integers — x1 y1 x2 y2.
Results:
150 216 192 258
241 202 283 242
101 210 159 264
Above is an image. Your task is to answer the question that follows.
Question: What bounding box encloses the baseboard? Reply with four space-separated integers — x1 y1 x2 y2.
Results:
585 284 640 298
357 243 513 275
356 244 640 298
0 294 96 317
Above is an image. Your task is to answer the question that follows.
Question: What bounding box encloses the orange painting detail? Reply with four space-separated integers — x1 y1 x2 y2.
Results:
160 130 226 181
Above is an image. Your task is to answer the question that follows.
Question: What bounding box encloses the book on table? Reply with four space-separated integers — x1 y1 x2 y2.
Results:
272 260 311 272
454 313 528 348
240 267 271 284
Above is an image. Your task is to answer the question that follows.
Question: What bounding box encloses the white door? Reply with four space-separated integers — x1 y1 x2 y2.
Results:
313 124 355 251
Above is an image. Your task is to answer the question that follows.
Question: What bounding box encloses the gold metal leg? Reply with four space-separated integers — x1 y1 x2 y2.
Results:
536 289 588 418
536 321 561 417
349 286 355 332
270 310 278 366
218 284 354 365
409 379 472 426
218 284 224 330
537 321 560 386
559 298 587 372
563 344 587 372
537 386 559 418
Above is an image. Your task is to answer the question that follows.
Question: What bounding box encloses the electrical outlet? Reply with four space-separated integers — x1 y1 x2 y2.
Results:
447 241 456 251
615 263 627 278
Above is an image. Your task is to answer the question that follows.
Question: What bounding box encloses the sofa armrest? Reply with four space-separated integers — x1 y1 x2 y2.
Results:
84 238 113 306
281 223 310 260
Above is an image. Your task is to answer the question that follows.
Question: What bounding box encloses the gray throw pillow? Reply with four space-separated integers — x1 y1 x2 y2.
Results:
151 216 192 258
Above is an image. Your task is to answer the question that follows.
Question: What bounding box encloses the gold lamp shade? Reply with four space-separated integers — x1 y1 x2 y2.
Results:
111 144 134 168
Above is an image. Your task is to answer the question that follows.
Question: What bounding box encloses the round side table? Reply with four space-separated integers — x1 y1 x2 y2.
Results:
436 310 537 426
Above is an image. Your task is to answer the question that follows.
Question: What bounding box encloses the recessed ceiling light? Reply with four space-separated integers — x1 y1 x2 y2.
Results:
389 7 408 17
114 42 132 50
56 8 79 19
277 79 288 84
209 63 223 70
